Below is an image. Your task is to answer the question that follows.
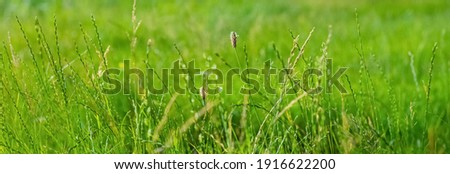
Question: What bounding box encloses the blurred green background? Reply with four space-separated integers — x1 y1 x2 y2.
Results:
1 0 449 153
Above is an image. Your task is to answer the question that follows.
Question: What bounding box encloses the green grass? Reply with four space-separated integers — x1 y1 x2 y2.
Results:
1 0 449 154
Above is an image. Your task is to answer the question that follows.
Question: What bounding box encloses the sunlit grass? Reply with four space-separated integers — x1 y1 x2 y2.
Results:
0 0 449 154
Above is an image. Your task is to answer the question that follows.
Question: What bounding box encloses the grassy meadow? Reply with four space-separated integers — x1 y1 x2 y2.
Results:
1 0 449 154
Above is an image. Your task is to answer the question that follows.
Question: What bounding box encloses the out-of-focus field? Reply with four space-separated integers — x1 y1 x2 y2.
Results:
0 0 449 153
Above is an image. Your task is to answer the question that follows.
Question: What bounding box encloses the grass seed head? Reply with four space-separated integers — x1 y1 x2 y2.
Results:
199 86 207 100
230 31 238 48
147 39 152 48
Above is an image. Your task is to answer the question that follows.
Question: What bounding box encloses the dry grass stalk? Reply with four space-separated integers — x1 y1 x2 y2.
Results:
289 27 315 70
152 93 179 142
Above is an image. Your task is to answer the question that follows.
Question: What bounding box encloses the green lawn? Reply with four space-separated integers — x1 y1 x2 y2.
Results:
1 0 449 153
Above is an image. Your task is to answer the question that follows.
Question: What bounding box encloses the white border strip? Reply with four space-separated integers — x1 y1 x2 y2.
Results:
1 154 449 174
